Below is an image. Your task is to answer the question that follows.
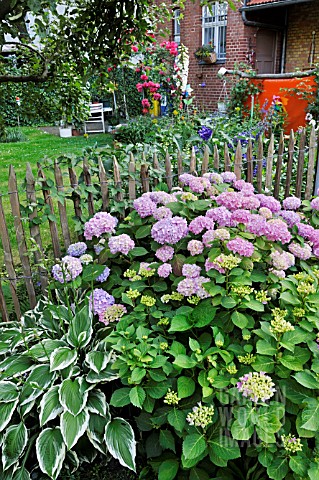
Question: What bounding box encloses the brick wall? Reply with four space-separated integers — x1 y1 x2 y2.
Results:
285 4 319 71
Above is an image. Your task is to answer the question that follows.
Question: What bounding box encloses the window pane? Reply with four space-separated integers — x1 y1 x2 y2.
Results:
202 1 227 60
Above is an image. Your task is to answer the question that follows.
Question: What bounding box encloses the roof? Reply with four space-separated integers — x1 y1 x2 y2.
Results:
244 0 315 9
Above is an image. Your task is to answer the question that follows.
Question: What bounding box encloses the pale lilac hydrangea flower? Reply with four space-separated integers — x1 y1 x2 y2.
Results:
270 269 286 279
189 216 214 235
151 217 188 245
231 209 252 225
202 230 216 247
84 212 118 240
89 288 115 316
237 372 276 403
153 206 172 221
241 195 260 210
310 197 319 210
133 196 157 218
283 196 301 210
233 179 253 192
203 172 222 184
108 234 135 255
188 177 211 194
100 304 127 325
150 191 174 205
158 263 172 278
182 264 201 278
246 214 268 237
266 219 291 243
270 250 295 270
67 242 87 257
279 210 301 228
205 258 225 274
96 266 111 282
298 223 315 239
259 207 273 219
155 246 175 262
216 191 244 211
256 194 281 213
94 238 106 255
52 256 83 283
179 173 194 186
187 240 204 256
206 207 233 227
288 242 312 260
221 172 236 183
177 278 197 296
227 237 254 257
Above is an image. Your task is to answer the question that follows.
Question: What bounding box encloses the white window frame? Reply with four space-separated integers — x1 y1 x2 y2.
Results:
173 9 181 45
202 2 227 61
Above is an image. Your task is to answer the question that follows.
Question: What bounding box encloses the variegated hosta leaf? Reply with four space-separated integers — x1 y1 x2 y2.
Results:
105 418 136 472
0 381 19 403
87 413 109 455
59 378 88 416
12 466 31 480
39 386 63 427
20 365 55 406
2 422 28 471
60 409 89 450
85 351 111 374
0 399 19 433
86 390 110 418
36 428 65 480
50 347 77 372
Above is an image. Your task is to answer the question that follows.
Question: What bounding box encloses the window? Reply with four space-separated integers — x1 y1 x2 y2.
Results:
173 9 180 45
202 2 227 61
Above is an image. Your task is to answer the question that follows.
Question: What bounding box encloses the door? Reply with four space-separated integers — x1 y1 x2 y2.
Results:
256 29 277 74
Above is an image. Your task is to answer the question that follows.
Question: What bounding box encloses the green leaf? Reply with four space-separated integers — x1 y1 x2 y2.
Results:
0 400 19 433
85 351 110 374
39 386 63 427
135 225 152 239
110 388 131 407
159 430 176 453
289 455 308 476
231 419 254 441
267 456 289 480
208 435 240 462
280 291 301 305
279 348 311 371
50 347 77 372
309 463 319 480
12 467 31 480
67 305 92 349
190 301 216 328
2 422 28 470
36 428 65 480
293 371 319 389
87 390 108 418
167 409 186 432
0 357 32 380
130 247 148 257
189 467 210 480
177 376 196 399
61 409 89 450
169 315 192 333
173 355 197 369
301 398 319 431
183 433 206 460
20 364 55 406
0 382 19 403
221 296 237 309
158 459 179 480
241 300 264 312
256 340 276 356
105 418 136 472
231 312 248 328
81 264 106 282
59 378 88 416
129 386 146 409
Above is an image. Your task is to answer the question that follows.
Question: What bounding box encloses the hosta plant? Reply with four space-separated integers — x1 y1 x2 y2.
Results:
64 171 319 480
0 280 136 479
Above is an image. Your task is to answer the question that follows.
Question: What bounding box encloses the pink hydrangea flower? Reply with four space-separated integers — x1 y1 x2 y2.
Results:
84 212 118 240
108 234 135 255
151 217 188 245
227 237 254 257
158 263 172 278
155 246 175 262
187 240 204 256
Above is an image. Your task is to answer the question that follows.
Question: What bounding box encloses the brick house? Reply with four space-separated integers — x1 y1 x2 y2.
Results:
156 0 318 110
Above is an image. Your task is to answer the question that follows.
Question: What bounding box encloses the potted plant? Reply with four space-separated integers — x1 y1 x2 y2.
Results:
194 44 217 64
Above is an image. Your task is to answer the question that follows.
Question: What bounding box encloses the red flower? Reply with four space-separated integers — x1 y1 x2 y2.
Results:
131 45 139 53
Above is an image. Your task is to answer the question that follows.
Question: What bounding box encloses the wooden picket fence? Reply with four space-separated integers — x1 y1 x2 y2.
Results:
0 126 318 321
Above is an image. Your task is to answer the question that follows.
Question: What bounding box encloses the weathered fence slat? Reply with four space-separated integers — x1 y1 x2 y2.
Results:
165 151 173 191
68 167 83 236
37 164 61 259
224 143 231 172
0 281 9 322
305 126 316 199
26 163 48 292
54 161 71 249
256 135 263 194
213 145 219 171
265 134 274 192
234 141 243 180
128 153 136 201
295 128 306 198
140 164 149 193
190 147 196 174
113 156 124 201
83 157 95 216
0 196 21 319
201 145 209 175
274 131 285 199
153 152 160 187
284 130 295 198
8 165 37 309
98 158 109 211
177 150 183 180
246 139 253 184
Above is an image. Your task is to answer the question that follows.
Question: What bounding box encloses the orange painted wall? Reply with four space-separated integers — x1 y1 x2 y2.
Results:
249 77 317 133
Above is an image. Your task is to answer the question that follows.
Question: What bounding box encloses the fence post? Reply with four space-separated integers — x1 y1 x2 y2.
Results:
274 131 284 199
54 160 71 249
201 145 209 175
128 152 136 202
305 126 316 199
0 281 9 322
190 147 196 174
68 166 83 237
153 152 160 187
284 130 295 198
113 156 124 201
213 145 219 171
177 150 183 180
224 143 231 172
246 139 253 184
83 157 95 217
165 151 173 191
265 134 274 193
26 163 48 292
9 165 37 309
256 135 263 193
234 141 242 180
98 157 109 211
295 128 306 198
140 164 150 193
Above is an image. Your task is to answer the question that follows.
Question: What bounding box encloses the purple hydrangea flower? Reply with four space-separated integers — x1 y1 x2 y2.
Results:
279 210 301 228
221 172 236 183
189 216 214 235
283 196 301 210
241 195 260 210
187 240 204 256
256 194 281 213
227 237 254 257
216 191 244 211
158 263 172 278
89 288 115 316
155 246 175 262
108 234 135 255
182 264 201 278
150 191 174 205
206 207 233 227
231 209 252 225
298 223 315 239
96 266 111 282
288 242 312 260
265 219 291 243
67 242 87 257
133 196 157 218
259 207 272 219
270 250 295 270
311 197 319 210
179 173 195 186
84 213 118 240
52 256 83 283
151 217 188 245
153 206 173 221
177 278 197 296
198 126 213 141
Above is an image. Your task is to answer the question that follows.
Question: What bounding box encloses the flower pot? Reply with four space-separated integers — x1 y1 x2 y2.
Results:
72 128 81 137
59 127 72 138
202 52 217 64
217 101 226 113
